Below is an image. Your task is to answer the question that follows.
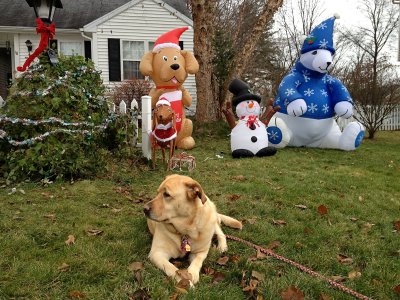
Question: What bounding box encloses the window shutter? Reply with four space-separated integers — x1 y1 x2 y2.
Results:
179 41 184 50
108 39 121 81
84 41 92 60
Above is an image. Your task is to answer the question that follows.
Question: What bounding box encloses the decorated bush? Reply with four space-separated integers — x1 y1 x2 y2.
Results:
0 55 110 183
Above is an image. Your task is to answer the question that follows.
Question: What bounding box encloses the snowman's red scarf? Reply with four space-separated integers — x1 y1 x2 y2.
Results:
240 115 260 128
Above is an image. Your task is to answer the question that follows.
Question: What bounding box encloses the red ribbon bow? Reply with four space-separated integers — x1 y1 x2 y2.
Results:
17 18 56 72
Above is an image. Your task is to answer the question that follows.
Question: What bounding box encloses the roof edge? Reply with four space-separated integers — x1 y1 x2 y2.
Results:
82 0 192 33
0 26 80 34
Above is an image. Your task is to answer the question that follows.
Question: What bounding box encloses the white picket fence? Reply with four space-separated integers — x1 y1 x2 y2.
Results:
337 105 400 131
110 95 152 160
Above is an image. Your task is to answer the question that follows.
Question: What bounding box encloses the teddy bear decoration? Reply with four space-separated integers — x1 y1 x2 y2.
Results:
140 27 199 150
268 15 365 150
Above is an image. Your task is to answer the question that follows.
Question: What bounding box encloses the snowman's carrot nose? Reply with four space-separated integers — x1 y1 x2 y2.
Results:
248 101 254 108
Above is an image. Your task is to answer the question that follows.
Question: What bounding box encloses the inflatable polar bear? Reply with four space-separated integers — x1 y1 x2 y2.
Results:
268 15 365 150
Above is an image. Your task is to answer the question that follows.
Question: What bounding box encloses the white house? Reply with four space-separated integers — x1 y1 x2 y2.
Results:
0 0 197 111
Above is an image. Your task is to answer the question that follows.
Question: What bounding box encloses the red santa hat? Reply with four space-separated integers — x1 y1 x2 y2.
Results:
156 98 171 107
152 27 189 53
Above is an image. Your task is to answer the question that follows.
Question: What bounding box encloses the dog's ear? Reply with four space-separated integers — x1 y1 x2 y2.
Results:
152 108 158 129
139 52 154 76
185 181 207 204
181 50 199 74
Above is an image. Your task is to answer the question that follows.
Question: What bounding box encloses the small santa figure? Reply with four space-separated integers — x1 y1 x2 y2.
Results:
225 79 277 158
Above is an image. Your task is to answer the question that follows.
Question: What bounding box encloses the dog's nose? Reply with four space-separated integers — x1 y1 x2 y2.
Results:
170 64 180 70
143 203 151 216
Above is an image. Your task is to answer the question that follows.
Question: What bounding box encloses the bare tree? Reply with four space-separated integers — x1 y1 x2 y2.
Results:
340 0 400 138
190 0 284 123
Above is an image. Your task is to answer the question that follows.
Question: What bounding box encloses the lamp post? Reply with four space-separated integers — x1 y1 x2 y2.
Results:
26 0 63 25
16 0 63 71
393 0 400 61
25 40 33 54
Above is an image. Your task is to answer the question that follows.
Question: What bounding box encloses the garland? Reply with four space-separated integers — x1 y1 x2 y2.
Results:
0 115 115 147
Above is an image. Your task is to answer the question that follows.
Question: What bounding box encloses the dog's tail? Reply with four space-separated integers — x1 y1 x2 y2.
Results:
218 214 242 230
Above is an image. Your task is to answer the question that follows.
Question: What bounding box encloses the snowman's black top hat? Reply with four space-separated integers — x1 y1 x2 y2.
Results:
229 79 261 107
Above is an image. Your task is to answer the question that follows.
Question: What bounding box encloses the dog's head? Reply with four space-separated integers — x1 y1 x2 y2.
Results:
139 48 199 88
144 174 207 224
153 104 175 126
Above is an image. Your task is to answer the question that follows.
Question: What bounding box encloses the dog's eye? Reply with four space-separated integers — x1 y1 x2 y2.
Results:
173 56 178 61
163 56 168 61
312 50 318 55
163 191 170 198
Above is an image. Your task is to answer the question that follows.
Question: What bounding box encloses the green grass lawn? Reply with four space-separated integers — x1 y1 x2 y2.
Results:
1 123 399 300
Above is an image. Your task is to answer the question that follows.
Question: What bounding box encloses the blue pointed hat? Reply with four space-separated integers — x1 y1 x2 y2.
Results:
301 15 339 54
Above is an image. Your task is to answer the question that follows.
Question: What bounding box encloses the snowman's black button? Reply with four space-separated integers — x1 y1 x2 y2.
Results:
251 136 257 143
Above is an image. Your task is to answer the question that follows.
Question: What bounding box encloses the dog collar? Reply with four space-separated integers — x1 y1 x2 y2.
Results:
156 85 179 90
180 235 191 254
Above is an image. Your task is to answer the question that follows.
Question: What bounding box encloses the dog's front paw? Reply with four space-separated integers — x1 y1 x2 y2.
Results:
186 268 200 285
217 242 228 253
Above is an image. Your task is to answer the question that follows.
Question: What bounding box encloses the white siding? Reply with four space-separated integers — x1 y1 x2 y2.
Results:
93 0 197 112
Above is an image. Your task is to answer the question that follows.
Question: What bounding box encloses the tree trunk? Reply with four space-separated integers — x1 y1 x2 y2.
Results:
221 0 284 104
191 0 218 123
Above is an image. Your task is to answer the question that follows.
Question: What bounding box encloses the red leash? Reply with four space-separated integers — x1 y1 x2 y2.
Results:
226 234 373 300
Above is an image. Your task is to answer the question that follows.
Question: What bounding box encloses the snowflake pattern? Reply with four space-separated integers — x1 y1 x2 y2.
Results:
284 99 290 107
318 22 327 30
326 76 335 84
322 104 330 114
269 129 280 141
304 88 314 97
302 70 311 82
279 80 285 88
275 97 281 104
295 80 301 88
320 89 328 97
322 76 328 84
308 103 318 113
285 88 295 96
288 68 297 77
319 39 329 49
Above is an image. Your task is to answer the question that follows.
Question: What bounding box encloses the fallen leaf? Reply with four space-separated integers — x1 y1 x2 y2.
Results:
242 279 259 296
202 266 215 275
212 271 225 283
231 255 240 263
295 242 304 249
232 175 246 181
350 217 358 222
226 194 241 201
337 254 353 265
217 256 229 266
303 227 312 235
256 249 268 259
294 204 308 210
317 205 328 215
128 289 151 300
112 208 123 213
348 270 362 279
280 286 305 300
358 196 364 202
267 240 281 250
86 229 103 236
393 284 400 294
176 269 192 282
246 218 257 224
361 223 375 231
319 293 332 300
58 263 70 272
69 290 85 298
331 275 346 282
272 219 286 226
128 262 144 272
393 220 400 232
251 270 264 281
175 279 190 294
65 235 75 245
44 214 56 221
168 293 179 300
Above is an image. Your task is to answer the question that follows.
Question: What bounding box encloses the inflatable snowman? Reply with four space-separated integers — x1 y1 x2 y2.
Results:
228 79 277 158
268 15 365 151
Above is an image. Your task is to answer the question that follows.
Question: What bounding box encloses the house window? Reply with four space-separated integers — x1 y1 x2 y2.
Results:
122 41 144 80
60 42 82 56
